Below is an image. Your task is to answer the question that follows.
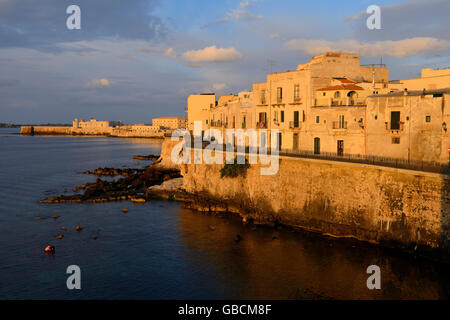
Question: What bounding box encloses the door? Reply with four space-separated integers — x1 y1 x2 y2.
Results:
314 137 320 154
293 133 299 151
337 140 344 156
277 132 282 151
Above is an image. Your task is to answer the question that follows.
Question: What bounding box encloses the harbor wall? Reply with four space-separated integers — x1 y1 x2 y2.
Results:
159 139 450 256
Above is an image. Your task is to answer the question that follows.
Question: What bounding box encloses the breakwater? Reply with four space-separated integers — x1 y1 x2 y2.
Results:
159 139 450 260
20 125 165 138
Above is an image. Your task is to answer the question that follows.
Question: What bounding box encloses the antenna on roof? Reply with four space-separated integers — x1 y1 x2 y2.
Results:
267 59 275 74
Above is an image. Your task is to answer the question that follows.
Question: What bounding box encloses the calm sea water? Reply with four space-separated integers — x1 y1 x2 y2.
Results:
0 128 449 300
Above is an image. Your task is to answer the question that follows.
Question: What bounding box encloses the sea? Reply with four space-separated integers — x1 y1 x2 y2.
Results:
0 128 449 299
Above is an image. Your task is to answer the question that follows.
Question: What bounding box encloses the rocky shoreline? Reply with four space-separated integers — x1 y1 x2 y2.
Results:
42 163 182 204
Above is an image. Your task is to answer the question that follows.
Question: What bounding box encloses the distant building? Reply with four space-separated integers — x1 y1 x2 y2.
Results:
152 117 187 130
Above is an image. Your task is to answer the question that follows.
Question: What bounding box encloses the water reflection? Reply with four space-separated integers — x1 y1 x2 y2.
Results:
177 207 448 299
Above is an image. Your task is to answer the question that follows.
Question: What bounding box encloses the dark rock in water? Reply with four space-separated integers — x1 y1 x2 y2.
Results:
234 234 242 242
208 225 216 231
61 226 67 231
122 208 128 213
56 234 64 239
132 154 159 161
33 216 46 220
41 166 182 204
52 214 60 219
75 226 83 232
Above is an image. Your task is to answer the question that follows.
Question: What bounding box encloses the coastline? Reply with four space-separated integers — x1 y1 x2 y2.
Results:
151 138 450 264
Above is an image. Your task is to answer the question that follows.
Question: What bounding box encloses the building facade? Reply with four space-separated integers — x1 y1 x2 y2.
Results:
186 52 450 164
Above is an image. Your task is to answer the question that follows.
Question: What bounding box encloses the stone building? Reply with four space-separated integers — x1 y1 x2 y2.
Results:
366 89 450 163
152 117 187 130
186 52 450 164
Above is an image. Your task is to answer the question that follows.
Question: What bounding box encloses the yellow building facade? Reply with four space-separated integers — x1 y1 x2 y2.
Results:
186 52 450 164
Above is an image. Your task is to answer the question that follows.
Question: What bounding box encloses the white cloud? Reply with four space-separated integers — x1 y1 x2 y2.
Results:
181 46 243 63
213 83 227 91
164 47 177 59
89 78 111 87
208 0 262 26
239 1 253 8
284 37 450 58
227 9 263 21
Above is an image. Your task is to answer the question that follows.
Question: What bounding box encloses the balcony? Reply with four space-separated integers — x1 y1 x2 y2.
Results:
210 120 223 127
314 97 366 107
289 121 301 129
293 97 301 104
386 122 404 132
332 121 348 129
256 121 268 129
276 97 283 104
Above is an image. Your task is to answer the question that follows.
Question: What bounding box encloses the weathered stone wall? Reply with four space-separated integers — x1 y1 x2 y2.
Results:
20 125 165 138
21 126 72 135
179 151 450 254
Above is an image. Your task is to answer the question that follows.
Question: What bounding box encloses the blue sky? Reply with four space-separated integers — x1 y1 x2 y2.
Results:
1 0 449 123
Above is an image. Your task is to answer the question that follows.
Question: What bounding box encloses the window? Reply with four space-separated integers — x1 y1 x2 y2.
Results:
274 111 278 122
206 120 208 124
338 115 345 129
294 85 300 101
281 111 284 123
390 111 401 130
426 115 431 123
261 90 266 104
334 91 341 98
277 87 283 102
277 87 283 98
294 111 299 128
392 137 400 144
323 92 326 96
315 116 320 124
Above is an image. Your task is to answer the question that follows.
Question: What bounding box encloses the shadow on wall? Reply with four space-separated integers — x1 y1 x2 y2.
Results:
440 176 450 297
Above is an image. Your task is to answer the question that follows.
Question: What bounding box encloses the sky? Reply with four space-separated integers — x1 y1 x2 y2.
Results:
1 0 450 124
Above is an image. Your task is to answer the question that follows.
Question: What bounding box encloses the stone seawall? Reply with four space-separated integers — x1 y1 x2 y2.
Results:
21 126 72 135
20 126 165 138
160 139 450 259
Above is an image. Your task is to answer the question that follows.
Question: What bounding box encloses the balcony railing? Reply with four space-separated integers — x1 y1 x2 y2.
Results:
289 121 301 129
315 97 366 107
188 142 450 175
210 120 223 127
386 122 404 131
256 121 268 129
332 121 348 129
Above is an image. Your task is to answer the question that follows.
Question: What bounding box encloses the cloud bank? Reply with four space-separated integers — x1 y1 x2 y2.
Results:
284 37 450 58
181 46 243 63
